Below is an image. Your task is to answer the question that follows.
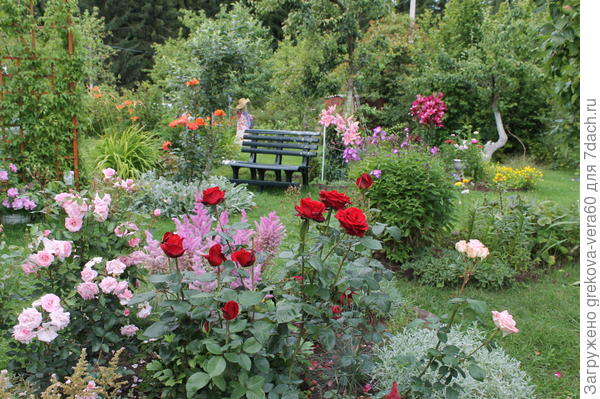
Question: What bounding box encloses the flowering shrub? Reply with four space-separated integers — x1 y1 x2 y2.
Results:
7 170 148 387
165 104 236 181
491 165 543 190
0 162 38 216
410 93 447 128
439 130 487 182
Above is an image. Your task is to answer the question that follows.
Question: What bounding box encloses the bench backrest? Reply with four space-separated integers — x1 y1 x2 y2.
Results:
241 129 320 167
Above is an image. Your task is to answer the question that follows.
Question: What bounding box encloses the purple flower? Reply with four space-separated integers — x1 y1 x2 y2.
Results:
9 163 17 173
392 148 400 154
11 197 24 210
254 211 286 259
7 188 19 198
0 171 8 181
430 146 439 155
2 199 10 208
342 147 361 163
370 170 382 179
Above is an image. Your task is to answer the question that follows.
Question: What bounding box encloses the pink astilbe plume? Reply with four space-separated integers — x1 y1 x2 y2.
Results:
254 211 286 267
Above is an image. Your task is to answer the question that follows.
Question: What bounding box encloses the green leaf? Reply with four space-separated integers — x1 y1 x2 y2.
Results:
360 236 382 250
239 353 252 371
238 291 265 306
246 375 265 391
243 337 262 354
445 386 459 399
206 343 222 355
230 319 248 333
468 363 486 381
319 329 336 351
275 301 301 323
212 374 226 391
186 372 210 398
143 320 172 339
205 356 226 377
246 390 266 399
466 299 487 315
372 223 386 236
128 291 156 306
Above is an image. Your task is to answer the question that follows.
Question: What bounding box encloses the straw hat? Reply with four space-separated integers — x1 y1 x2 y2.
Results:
235 98 250 110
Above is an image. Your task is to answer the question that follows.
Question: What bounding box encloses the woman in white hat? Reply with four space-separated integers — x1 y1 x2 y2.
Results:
235 98 253 145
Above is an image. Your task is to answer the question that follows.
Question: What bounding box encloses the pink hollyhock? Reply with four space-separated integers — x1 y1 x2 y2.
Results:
65 217 83 232
32 251 54 268
492 310 519 336
120 324 139 337
12 325 36 344
39 294 62 313
17 308 42 329
77 282 99 300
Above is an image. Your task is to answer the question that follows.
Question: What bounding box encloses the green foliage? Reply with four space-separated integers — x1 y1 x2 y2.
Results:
0 0 86 186
464 195 579 273
87 125 161 178
373 326 537 399
358 150 456 263
404 248 515 289
151 3 273 114
131 173 256 217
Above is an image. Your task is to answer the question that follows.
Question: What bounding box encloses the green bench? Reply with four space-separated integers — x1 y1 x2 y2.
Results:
226 129 320 188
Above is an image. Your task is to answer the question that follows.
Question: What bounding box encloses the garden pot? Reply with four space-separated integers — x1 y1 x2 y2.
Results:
1 213 31 225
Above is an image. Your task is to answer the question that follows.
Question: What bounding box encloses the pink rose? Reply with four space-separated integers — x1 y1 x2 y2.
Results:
102 168 116 179
77 282 99 300
42 239 72 261
99 277 118 294
106 259 126 276
153 209 161 217
127 237 140 248
81 267 98 282
43 229 51 237
466 239 489 259
117 289 133 305
120 324 139 337
65 217 83 232
32 251 54 268
123 308 130 316
121 251 146 266
63 200 87 219
84 257 103 268
492 310 519 336
92 193 111 222
17 308 42 329
455 240 467 253
12 325 36 344
37 323 58 343
54 192 74 204
49 309 70 330
113 281 129 295
21 262 38 274
39 294 62 312
137 302 152 319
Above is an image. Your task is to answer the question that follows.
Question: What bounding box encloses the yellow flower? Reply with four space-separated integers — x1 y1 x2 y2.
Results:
462 179 471 183
454 181 464 187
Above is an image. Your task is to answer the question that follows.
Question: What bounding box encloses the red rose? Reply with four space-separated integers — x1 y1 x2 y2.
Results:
384 382 401 399
201 187 225 206
444 139 455 144
222 300 240 320
356 173 373 190
295 198 326 222
231 248 255 267
335 207 369 237
160 232 185 258
202 243 227 266
338 289 356 306
330 305 342 319
319 190 352 210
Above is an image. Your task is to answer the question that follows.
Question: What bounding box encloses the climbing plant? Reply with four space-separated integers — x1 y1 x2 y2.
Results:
0 0 85 186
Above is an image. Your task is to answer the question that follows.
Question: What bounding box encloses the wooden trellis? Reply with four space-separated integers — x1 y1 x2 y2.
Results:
0 0 80 188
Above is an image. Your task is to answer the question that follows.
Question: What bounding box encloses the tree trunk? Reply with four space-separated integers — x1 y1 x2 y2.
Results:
483 92 508 161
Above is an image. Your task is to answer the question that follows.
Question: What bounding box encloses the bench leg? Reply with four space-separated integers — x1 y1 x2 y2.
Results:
274 170 282 182
285 171 293 183
231 166 240 180
302 170 309 186
250 168 257 180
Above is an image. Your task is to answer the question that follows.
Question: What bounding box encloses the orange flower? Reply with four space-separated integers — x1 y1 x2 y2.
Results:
93 94 102 99
213 109 226 117
206 116 211 121
168 115 189 128
127 108 134 114
195 117 205 126
185 78 200 87
123 100 133 106
186 122 199 130
116 104 125 110
162 141 172 151
130 116 139 121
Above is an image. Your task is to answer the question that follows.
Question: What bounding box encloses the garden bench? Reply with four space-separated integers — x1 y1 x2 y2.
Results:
225 129 320 188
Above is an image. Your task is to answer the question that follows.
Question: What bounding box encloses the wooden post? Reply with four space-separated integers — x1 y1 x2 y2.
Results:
65 1 79 189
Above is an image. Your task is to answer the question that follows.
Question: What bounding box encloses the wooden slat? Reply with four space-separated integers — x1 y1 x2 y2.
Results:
245 129 320 137
242 134 319 143
241 148 317 157
229 178 300 188
226 161 303 171
241 141 317 150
